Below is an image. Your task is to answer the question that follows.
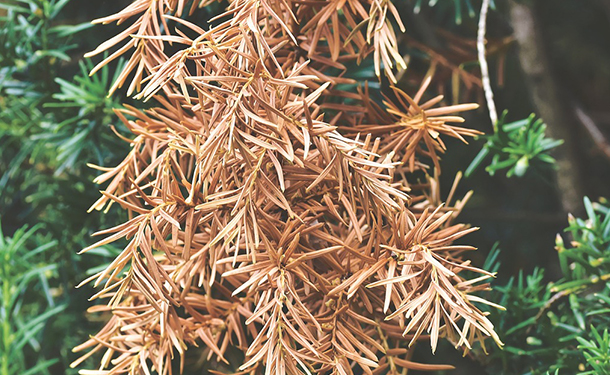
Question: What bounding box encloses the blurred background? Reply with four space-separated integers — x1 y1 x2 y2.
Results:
1 0 609 374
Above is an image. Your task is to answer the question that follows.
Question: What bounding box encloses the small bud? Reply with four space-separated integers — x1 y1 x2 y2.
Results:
555 234 565 251
514 156 529 177
526 336 542 346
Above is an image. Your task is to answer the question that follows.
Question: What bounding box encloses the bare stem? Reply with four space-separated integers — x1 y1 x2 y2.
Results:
573 102 610 161
477 0 498 127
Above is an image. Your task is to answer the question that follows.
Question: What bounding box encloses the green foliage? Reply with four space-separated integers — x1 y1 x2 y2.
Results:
0 1 129 373
0 0 128 227
0 223 65 375
40 58 124 174
0 0 82 213
0 0 90 105
576 326 610 375
478 197 610 374
0 0 75 68
465 112 564 178
556 197 610 290
1 0 86 215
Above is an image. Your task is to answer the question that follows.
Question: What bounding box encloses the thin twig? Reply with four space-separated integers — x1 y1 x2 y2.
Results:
573 102 610 161
477 0 498 126
525 290 568 335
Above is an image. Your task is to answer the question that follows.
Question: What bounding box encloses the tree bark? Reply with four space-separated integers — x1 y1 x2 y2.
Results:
509 1 585 216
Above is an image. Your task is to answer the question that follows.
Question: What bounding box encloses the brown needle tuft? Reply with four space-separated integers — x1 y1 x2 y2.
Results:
73 1 503 374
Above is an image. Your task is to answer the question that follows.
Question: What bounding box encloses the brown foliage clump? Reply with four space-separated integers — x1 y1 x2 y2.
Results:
72 1 503 374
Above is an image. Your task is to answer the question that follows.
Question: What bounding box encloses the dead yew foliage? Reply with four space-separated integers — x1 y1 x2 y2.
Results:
73 0 503 374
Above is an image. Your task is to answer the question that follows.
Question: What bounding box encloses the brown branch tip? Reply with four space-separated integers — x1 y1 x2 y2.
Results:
73 1 502 374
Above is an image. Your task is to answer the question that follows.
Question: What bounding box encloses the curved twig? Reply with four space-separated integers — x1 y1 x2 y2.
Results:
477 0 498 127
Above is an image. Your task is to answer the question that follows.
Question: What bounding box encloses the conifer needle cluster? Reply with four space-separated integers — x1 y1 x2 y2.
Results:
73 1 503 374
